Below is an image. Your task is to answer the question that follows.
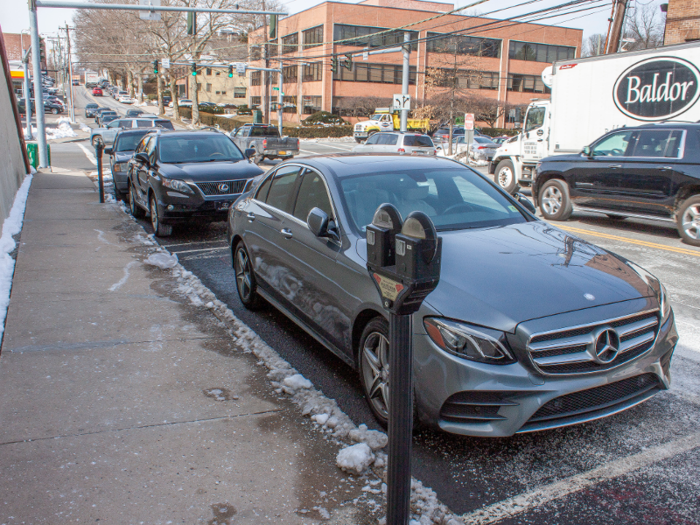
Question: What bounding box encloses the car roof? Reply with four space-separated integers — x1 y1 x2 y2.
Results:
291 154 460 178
152 130 221 139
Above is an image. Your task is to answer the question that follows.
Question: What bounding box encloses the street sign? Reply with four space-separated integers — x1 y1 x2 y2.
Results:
139 0 161 21
464 113 475 130
392 94 411 111
363 51 369 61
235 62 247 75
272 87 279 90
162 58 170 69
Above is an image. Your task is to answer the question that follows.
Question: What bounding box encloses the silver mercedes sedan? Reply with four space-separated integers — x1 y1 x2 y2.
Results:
227 154 678 437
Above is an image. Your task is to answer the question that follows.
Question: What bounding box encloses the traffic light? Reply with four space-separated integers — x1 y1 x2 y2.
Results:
269 14 277 39
228 65 233 78
331 57 338 74
187 12 197 35
153 59 159 74
191 63 197 76
343 53 352 70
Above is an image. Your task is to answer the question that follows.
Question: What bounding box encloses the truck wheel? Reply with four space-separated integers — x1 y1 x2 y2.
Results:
495 160 517 194
677 195 700 247
539 179 572 221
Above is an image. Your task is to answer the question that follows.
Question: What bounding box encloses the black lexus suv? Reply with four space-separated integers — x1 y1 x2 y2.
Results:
533 123 700 246
126 130 262 236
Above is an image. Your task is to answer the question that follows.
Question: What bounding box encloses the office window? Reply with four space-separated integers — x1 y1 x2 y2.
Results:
206 68 212 76
197 83 201 91
282 32 299 54
215 91 220 95
221 91 227 95
251 96 261 106
282 95 297 114
283 65 298 83
303 25 324 49
251 71 261 86
216 71 221 76
426 33 501 58
206 83 212 92
333 63 416 85
302 62 322 81
234 87 246 98
303 95 322 114
433 69 499 90
507 74 551 93
509 41 575 63
333 24 418 50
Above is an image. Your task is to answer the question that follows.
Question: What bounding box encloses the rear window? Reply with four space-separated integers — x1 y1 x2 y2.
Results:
249 126 279 137
87 104 98 109
136 120 154 128
154 120 174 130
403 135 433 147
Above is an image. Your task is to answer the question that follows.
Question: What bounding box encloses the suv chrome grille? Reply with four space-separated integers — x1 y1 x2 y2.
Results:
196 180 247 196
527 310 659 375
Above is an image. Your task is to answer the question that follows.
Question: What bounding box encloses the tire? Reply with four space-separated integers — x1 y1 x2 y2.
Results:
51 108 58 115
495 159 517 194
677 195 700 247
358 317 391 428
538 179 573 221
114 187 126 202
150 194 172 237
129 182 145 218
233 242 263 310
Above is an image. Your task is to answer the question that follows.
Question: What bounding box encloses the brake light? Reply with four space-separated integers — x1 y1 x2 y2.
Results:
478 146 487 149
296 138 300 147
398 148 405 153
263 138 267 148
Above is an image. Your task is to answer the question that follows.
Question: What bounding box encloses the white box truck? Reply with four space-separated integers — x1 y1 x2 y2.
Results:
490 41 700 193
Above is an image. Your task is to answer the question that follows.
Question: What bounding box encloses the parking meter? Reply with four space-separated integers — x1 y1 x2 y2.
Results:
94 141 105 203
366 204 441 525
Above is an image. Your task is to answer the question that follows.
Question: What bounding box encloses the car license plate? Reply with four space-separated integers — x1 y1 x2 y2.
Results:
216 202 230 210
278 151 287 156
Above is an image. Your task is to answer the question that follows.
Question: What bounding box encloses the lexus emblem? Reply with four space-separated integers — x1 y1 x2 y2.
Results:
592 328 620 364
218 183 229 192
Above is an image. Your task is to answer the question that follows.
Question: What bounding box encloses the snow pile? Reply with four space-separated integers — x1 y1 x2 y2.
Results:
80 123 91 133
45 120 77 140
283 373 313 389
337 443 375 475
0 174 33 338
144 252 178 269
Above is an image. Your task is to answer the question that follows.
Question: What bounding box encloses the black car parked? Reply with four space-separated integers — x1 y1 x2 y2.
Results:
104 128 156 202
126 131 262 236
85 103 99 118
17 98 64 115
533 123 700 246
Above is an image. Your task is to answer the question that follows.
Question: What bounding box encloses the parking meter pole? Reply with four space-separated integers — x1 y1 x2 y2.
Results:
29 1 49 168
95 143 104 203
386 313 413 525
400 32 410 133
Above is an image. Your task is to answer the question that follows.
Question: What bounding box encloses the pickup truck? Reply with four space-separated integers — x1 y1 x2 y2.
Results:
229 124 299 164
353 108 429 143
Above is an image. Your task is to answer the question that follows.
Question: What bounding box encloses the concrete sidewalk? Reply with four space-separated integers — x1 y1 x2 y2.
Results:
0 169 371 524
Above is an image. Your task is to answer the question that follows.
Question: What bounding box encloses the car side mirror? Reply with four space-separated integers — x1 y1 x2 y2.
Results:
582 145 592 157
134 152 149 165
307 207 340 241
514 193 536 214
245 148 255 159
104 147 113 155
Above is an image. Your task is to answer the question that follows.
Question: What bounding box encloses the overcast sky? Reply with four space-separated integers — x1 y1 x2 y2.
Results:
0 0 665 43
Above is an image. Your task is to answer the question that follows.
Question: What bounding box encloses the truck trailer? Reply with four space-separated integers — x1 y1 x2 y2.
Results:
490 41 700 193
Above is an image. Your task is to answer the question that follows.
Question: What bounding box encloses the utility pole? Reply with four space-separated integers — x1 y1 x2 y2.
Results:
278 61 283 132
400 32 410 133
28 0 49 168
262 0 270 124
65 24 75 122
22 50 33 140
607 0 628 54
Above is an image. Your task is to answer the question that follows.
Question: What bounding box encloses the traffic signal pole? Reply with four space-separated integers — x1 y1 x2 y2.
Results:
400 32 410 133
28 0 48 168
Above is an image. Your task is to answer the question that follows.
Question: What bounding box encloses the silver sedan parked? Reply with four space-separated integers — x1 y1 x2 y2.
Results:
352 132 436 155
227 155 677 437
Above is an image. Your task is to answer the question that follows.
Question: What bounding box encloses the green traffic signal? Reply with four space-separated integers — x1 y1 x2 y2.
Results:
331 57 338 74
191 63 197 76
153 60 159 74
228 65 233 78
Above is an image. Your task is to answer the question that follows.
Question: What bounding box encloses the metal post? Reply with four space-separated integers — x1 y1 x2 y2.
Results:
65 25 75 122
386 313 413 525
23 58 33 140
29 0 48 168
400 32 410 133
278 63 283 133
95 142 104 203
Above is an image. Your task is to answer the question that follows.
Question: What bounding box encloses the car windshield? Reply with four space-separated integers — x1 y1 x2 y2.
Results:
158 135 244 163
339 168 527 233
115 132 151 152
370 115 382 121
474 136 495 144
87 104 98 109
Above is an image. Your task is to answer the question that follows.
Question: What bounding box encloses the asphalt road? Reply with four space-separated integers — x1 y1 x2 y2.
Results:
49 93 700 524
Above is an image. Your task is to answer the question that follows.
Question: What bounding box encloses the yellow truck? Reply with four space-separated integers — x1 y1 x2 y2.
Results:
353 108 429 143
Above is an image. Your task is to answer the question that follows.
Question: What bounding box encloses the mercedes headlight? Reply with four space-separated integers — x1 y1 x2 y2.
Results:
424 318 515 364
627 262 671 322
162 178 194 194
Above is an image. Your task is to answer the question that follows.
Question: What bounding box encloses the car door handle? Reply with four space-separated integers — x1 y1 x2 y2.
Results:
658 166 673 170
246 212 255 222
280 228 293 239
608 164 623 169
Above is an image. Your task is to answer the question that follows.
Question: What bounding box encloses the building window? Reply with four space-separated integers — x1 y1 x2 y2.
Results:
303 25 324 49
334 24 418 49
206 83 212 92
426 33 501 58
197 83 201 91
333 63 416 85
282 32 299 54
302 95 322 114
250 45 262 60
206 68 212 75
215 91 220 95
216 71 221 76
507 74 551 93
251 71 261 86
302 62 322 82
221 91 227 95
431 69 499 90
281 96 297 113
509 41 575 63
283 65 298 83
234 87 246 98
251 96 261 106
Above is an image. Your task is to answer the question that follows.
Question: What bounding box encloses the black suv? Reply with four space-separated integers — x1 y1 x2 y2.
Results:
126 131 262 236
533 123 700 246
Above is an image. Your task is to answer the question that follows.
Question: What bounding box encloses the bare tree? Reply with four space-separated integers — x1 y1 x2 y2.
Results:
582 33 606 57
335 96 392 119
623 3 665 51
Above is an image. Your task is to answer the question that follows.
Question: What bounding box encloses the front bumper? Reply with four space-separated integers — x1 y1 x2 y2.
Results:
155 187 243 224
414 303 677 437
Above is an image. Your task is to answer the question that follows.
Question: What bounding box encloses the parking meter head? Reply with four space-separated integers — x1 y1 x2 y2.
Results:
366 203 403 269
395 211 440 282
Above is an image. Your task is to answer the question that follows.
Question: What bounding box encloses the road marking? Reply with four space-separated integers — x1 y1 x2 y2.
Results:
461 431 700 524
557 224 700 258
77 143 96 166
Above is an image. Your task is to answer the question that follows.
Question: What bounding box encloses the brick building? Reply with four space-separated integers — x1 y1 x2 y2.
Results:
247 0 582 126
663 0 700 45
1 32 47 96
